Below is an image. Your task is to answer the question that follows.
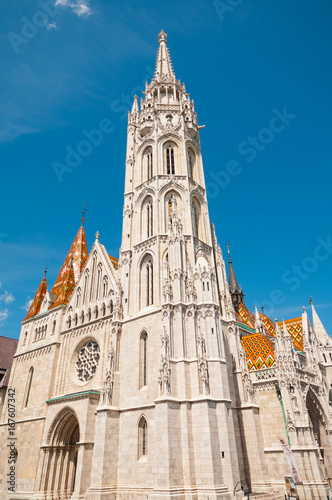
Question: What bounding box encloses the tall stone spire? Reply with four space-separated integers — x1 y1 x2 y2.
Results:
154 30 176 82
131 95 139 115
226 241 244 306
310 298 331 345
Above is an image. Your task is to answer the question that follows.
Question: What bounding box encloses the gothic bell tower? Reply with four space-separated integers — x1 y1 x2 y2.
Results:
88 31 244 500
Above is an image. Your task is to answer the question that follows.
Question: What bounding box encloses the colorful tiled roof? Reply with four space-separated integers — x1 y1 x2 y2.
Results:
24 276 48 320
261 314 277 338
50 225 88 309
237 303 255 330
108 255 119 270
49 261 76 310
236 303 304 353
278 317 303 351
241 332 276 371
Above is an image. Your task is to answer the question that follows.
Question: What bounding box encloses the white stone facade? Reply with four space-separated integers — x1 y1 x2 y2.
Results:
0 31 332 500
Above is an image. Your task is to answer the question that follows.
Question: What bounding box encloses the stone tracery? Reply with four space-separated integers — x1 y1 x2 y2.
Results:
75 340 100 382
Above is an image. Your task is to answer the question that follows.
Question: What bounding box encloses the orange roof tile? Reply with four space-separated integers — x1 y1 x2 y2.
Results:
24 276 47 320
50 225 88 309
108 255 118 270
278 317 303 351
261 314 277 338
241 332 276 371
237 303 255 330
50 262 76 310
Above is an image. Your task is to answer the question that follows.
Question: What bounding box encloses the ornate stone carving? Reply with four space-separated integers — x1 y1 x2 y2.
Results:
196 327 209 395
286 410 296 431
158 327 171 396
76 340 100 382
101 344 116 405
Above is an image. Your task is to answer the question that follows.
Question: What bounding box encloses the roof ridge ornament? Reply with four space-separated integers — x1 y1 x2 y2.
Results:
158 30 167 44
81 203 87 227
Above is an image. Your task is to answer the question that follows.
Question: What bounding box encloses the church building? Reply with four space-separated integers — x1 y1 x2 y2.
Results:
1 31 332 500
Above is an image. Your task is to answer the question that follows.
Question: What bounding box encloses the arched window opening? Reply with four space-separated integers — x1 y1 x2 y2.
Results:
144 148 153 180
81 311 85 324
103 277 108 298
23 331 28 346
166 145 175 174
138 416 148 458
168 198 172 220
141 256 153 308
142 197 153 240
165 193 180 230
90 258 96 302
146 202 153 238
52 320 56 335
74 314 78 326
96 266 102 301
102 303 106 316
68 316 71 329
83 271 89 304
95 307 98 320
330 353 332 362
192 203 199 239
88 309 91 322
76 288 81 308
323 353 327 363
24 367 34 408
188 150 195 179
140 331 148 388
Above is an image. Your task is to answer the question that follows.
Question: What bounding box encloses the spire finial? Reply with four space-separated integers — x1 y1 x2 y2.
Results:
44 265 48 278
95 231 100 241
226 240 230 257
261 305 264 315
154 31 175 82
158 30 167 44
309 296 313 305
81 203 87 227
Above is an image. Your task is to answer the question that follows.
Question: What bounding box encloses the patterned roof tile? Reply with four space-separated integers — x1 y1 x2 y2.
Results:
24 276 47 320
50 225 88 310
278 317 303 351
241 332 276 371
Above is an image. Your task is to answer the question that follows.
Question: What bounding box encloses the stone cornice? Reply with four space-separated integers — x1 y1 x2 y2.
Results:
46 390 100 405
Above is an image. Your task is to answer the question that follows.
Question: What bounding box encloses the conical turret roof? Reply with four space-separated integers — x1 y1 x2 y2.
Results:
50 224 88 309
24 274 48 320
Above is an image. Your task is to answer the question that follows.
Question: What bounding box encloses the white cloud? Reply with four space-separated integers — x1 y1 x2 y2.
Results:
21 297 33 312
0 291 15 304
46 22 58 30
0 309 9 324
55 0 93 17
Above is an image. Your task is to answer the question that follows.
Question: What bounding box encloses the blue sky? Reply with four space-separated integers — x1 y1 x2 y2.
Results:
1 0 332 339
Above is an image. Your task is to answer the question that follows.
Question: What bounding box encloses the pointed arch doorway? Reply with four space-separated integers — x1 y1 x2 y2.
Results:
39 409 80 499
306 388 332 484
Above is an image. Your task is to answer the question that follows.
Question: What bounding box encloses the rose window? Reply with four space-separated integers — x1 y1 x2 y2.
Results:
76 341 100 382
